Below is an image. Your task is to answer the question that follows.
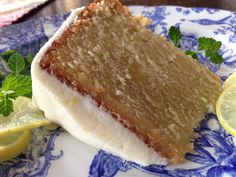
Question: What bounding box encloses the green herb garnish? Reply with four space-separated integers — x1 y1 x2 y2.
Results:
0 51 32 116
185 50 198 60
8 53 25 75
1 50 16 61
198 37 223 64
168 26 223 64
168 26 182 47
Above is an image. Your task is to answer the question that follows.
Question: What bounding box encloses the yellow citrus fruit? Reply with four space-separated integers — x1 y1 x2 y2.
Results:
0 96 50 137
0 130 31 163
216 84 236 137
224 72 236 90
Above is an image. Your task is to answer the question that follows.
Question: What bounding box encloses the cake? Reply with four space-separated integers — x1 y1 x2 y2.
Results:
31 0 222 165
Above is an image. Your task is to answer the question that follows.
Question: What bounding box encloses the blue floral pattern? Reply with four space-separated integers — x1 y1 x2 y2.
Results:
89 114 236 177
0 19 47 56
175 7 191 15
0 126 63 177
190 14 236 43
0 5 236 177
141 6 170 35
178 35 216 72
190 7 219 14
89 151 132 177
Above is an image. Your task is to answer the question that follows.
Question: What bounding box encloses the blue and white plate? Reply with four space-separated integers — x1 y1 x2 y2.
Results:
0 5 236 177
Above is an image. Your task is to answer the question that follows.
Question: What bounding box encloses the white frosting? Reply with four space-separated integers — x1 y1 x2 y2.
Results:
31 7 168 166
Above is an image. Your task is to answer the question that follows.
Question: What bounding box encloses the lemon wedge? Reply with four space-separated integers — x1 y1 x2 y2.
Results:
216 84 236 137
0 96 50 137
0 130 31 162
224 72 236 90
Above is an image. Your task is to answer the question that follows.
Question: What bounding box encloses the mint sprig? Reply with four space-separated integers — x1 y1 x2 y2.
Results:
198 37 223 64
0 50 33 116
0 94 13 117
2 75 32 97
185 50 198 60
168 26 223 64
1 50 16 61
168 26 182 47
8 53 25 75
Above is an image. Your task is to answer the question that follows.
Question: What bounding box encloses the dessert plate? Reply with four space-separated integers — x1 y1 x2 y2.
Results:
0 5 236 177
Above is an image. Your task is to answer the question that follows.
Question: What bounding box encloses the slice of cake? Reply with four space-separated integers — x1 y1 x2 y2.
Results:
31 0 222 165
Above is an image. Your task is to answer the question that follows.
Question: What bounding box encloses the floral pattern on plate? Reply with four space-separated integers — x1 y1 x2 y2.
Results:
0 5 236 177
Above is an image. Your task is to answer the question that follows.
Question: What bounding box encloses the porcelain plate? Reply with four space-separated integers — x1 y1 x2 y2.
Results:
0 5 236 177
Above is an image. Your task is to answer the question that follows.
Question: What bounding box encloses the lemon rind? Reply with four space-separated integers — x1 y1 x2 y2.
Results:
216 85 236 137
0 119 50 137
0 130 31 163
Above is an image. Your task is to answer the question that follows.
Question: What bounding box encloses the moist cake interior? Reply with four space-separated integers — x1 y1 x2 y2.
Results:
39 0 222 163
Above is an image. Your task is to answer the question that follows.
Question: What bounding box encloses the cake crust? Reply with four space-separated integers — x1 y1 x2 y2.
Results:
39 0 222 164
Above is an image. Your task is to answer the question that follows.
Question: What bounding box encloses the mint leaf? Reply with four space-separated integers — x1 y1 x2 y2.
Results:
206 51 223 64
26 53 34 64
167 27 223 64
168 26 182 47
198 37 221 51
0 94 13 116
21 53 33 75
8 53 25 75
198 37 223 64
2 75 17 91
0 50 34 117
1 50 16 61
0 73 6 82
2 75 32 97
13 75 32 96
185 50 198 60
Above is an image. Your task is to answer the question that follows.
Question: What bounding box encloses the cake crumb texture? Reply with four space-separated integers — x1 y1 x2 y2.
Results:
39 0 222 164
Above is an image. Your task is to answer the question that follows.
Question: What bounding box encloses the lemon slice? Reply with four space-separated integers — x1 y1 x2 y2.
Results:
224 72 236 90
216 84 236 137
0 96 50 137
0 130 31 162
